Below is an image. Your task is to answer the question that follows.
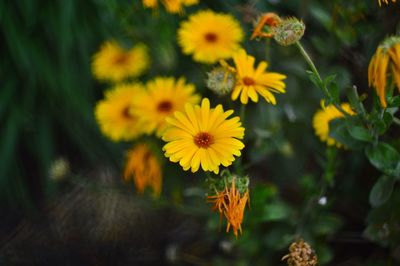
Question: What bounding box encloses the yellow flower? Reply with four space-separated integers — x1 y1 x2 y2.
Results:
224 49 286 105
368 36 400 107
124 144 162 197
132 77 200 137
207 175 249 238
312 103 355 147
92 41 149 82
162 98 245 174
142 0 198 13
378 0 396 6
178 10 244 64
95 83 145 141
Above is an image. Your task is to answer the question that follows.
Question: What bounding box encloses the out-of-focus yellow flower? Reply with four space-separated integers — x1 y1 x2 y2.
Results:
378 0 396 6
368 36 400 107
222 49 286 105
92 41 149 83
162 98 245 174
132 77 200 137
95 83 145 141
142 0 198 14
207 175 249 238
124 143 162 197
312 102 355 147
178 10 244 64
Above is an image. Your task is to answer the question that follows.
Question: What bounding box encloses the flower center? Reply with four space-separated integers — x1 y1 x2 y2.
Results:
204 32 218 43
194 132 214 148
114 53 129 65
242 76 255 86
122 106 133 119
157 100 173 113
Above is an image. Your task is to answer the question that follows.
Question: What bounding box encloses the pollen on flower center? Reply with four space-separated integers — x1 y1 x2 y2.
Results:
242 77 255 86
194 132 214 148
205 32 218 43
114 53 129 65
157 100 173 113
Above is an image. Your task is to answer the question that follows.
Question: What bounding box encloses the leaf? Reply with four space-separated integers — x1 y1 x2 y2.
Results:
365 143 400 178
346 119 373 142
261 202 291 222
369 175 396 207
329 119 365 150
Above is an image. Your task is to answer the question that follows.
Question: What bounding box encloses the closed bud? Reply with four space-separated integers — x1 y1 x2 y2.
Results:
272 17 305 46
206 67 236 96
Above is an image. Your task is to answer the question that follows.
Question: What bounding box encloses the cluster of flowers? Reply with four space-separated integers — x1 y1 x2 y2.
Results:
91 0 400 239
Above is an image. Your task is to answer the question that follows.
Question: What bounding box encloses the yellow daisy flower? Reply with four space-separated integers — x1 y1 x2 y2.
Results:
177 10 244 64
92 41 149 82
142 0 198 13
224 49 286 105
312 103 355 147
162 98 245 174
124 143 162 197
143 0 158 8
132 77 200 137
378 0 396 6
95 83 145 141
368 36 400 107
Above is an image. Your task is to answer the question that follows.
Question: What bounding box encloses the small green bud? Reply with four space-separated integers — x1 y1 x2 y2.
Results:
272 17 305 46
206 67 236 96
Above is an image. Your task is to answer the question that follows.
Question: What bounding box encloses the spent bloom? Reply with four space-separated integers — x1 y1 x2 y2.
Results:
282 239 318 266
378 0 396 6
92 41 149 83
124 143 162 197
162 98 245 174
368 36 400 107
312 102 355 147
206 66 236 96
143 0 198 14
178 10 244 64
132 77 200 137
95 83 145 141
222 49 286 105
207 173 250 238
251 12 281 40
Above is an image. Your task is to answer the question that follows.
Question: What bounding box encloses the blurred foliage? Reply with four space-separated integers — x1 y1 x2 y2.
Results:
1 0 400 265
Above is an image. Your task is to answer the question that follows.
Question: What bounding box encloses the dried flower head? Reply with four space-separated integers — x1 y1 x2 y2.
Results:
49 158 70 181
206 66 236 96
282 239 318 266
378 0 396 6
272 17 306 46
251 12 281 40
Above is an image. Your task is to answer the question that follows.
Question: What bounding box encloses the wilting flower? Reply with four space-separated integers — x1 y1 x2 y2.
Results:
207 173 250 238
368 36 400 107
124 143 162 197
271 17 305 46
206 66 236 96
162 98 245 174
143 0 198 14
251 12 281 40
378 0 396 6
222 49 286 105
282 239 318 266
132 77 200 137
312 102 355 147
95 83 145 141
178 10 244 64
92 41 149 82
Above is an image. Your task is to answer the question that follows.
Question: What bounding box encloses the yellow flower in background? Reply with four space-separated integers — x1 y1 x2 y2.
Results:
208 175 249 238
124 144 162 197
225 49 286 105
178 10 244 64
132 77 200 137
162 98 245 174
95 83 145 141
142 0 198 14
92 41 149 82
368 36 400 107
312 103 355 147
378 0 396 6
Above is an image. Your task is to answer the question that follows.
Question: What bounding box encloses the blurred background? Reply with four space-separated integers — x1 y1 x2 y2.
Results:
1 0 400 265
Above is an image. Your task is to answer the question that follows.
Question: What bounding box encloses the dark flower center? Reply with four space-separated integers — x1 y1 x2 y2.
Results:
157 100 173 113
122 106 133 119
114 53 129 65
194 132 214 148
242 77 255 86
205 32 218 43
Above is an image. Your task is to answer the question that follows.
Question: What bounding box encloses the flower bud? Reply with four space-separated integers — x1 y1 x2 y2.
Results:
272 17 305 46
206 67 236 96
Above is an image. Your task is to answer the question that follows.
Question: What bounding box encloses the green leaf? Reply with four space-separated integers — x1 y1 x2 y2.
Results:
261 202 291 222
346 119 373 142
369 175 396 207
365 143 400 178
329 119 365 150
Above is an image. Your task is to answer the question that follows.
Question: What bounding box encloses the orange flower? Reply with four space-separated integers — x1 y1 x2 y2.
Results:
250 12 281 40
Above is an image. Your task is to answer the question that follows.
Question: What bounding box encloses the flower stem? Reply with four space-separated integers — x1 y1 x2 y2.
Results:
295 41 350 116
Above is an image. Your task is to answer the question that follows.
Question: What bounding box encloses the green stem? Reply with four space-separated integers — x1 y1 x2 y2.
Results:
295 41 350 117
